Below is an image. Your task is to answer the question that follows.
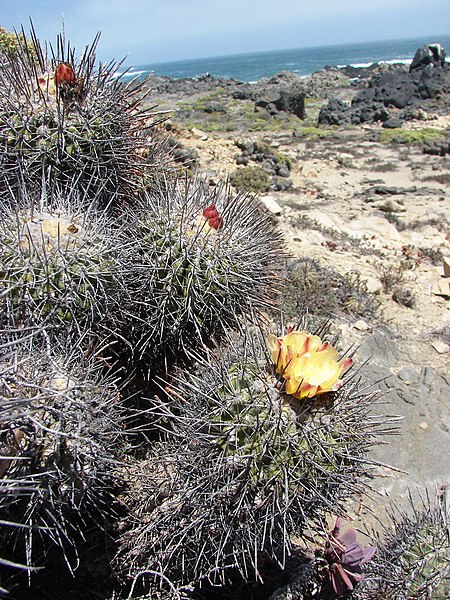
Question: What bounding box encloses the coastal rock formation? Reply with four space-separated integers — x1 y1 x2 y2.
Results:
319 44 450 126
410 42 447 70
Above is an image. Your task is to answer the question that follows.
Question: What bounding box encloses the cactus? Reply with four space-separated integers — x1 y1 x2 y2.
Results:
0 185 128 341
0 334 125 574
356 488 450 599
115 329 397 595
0 371 37 595
0 26 35 62
123 178 281 368
0 23 170 204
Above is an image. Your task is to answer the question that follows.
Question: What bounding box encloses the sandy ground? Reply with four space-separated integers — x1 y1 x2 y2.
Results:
179 120 450 370
171 114 450 529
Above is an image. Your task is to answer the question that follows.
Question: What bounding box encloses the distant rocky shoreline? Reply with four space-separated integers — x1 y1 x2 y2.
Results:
149 43 450 130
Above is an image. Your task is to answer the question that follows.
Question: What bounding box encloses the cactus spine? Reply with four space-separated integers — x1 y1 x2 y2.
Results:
0 185 129 341
123 178 281 366
0 25 170 203
0 335 125 574
115 331 397 595
356 489 450 599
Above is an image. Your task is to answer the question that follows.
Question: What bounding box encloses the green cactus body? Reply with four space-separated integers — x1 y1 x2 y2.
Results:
0 336 124 573
0 27 170 203
115 332 395 593
0 201 122 337
358 490 450 599
126 179 281 366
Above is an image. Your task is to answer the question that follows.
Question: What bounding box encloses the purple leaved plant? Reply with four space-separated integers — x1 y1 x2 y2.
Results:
325 517 376 596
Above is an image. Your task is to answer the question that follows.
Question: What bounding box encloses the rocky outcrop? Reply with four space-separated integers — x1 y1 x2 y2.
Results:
319 44 450 126
149 73 244 96
234 139 293 190
318 98 353 125
410 43 446 71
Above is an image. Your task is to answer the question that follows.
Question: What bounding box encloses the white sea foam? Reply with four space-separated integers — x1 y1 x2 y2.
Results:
336 58 413 69
112 69 150 79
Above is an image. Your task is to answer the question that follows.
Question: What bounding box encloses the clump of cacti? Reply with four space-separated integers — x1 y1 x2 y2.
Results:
355 488 450 599
123 178 281 367
0 184 129 341
1 19 447 600
114 329 396 595
0 24 170 204
0 334 125 576
0 26 35 61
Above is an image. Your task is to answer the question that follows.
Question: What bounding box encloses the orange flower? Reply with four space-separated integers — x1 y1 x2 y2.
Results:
267 330 352 399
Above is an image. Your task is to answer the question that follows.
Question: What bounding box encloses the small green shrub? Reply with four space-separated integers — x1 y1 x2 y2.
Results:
421 172 450 185
295 126 336 140
229 165 271 193
380 128 446 145
275 257 378 325
366 159 399 172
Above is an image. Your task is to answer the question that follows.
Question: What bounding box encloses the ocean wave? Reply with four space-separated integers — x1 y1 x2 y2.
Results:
336 59 412 69
112 69 151 80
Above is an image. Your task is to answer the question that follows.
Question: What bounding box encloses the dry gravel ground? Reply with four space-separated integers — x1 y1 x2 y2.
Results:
174 115 450 527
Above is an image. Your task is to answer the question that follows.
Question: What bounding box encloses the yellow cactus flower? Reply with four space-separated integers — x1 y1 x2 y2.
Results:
267 330 352 399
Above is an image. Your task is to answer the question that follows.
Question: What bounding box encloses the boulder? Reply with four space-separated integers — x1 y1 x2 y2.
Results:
410 43 446 71
318 44 450 126
318 98 352 125
382 117 403 129
255 87 305 118
277 87 305 118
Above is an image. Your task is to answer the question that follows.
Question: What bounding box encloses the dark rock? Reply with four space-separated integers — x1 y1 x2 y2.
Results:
232 86 254 100
410 43 446 71
260 159 277 176
276 163 291 178
150 73 244 96
392 287 415 308
372 105 391 122
318 98 352 125
277 88 305 118
371 185 417 195
267 102 280 115
234 139 292 188
319 44 450 126
255 86 305 118
382 117 404 129
255 97 277 109
201 102 227 113
272 177 293 191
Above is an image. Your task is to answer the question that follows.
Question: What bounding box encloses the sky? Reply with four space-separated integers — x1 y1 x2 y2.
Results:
2 1 450 66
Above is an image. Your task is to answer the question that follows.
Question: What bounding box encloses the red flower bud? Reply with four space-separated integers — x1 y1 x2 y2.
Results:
208 216 224 230
54 63 76 87
202 204 218 219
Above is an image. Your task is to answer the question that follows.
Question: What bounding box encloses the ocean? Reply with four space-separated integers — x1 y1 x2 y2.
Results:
116 34 450 83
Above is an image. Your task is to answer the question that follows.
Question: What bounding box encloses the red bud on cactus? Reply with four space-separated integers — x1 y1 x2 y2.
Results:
208 216 224 230
54 63 76 87
203 204 218 219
